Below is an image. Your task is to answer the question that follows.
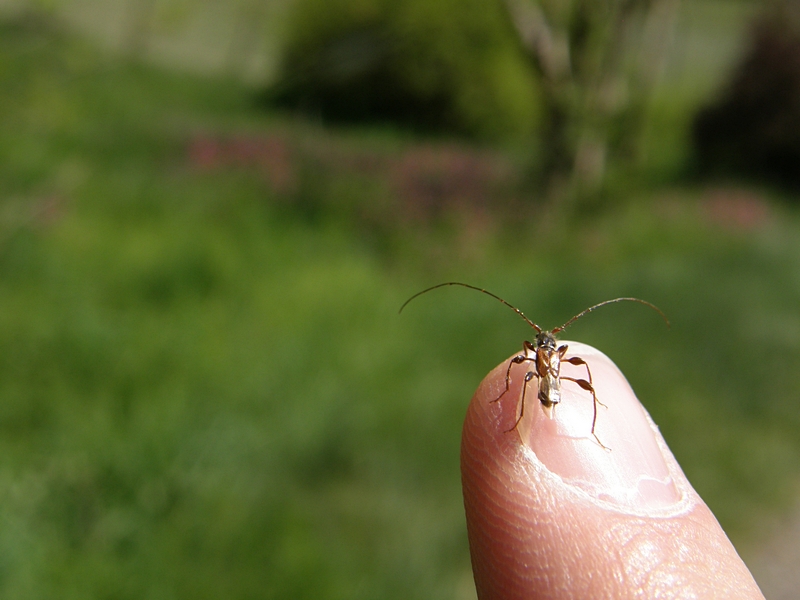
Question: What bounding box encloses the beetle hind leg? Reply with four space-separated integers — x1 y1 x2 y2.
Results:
561 375 610 450
505 371 536 433
564 356 607 409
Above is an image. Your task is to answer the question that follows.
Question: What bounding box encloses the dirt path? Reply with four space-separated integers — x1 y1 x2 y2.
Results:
744 504 800 599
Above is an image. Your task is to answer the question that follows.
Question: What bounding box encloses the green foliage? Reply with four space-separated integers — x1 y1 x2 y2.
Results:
0 15 476 599
693 0 800 188
268 0 543 141
1 9 800 599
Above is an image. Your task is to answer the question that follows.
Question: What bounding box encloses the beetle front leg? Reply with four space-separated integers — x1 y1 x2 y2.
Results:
491 342 536 404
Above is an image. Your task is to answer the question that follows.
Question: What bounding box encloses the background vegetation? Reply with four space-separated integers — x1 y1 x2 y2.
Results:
0 0 797 598
266 0 543 141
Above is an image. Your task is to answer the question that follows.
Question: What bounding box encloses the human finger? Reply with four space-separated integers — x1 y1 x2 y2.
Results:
461 341 764 599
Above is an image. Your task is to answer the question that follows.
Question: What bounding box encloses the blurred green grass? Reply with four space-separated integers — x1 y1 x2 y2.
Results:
0 5 798 599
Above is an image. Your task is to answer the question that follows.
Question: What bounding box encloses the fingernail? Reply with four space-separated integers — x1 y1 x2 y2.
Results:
512 341 681 511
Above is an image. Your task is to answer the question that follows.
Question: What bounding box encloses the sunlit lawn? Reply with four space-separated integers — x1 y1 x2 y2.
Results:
1 10 799 599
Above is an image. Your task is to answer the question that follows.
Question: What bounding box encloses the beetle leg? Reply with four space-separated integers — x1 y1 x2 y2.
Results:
491 348 536 404
564 356 606 408
506 371 536 433
561 376 610 450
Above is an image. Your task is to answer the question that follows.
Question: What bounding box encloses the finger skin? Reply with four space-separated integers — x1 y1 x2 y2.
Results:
461 343 765 600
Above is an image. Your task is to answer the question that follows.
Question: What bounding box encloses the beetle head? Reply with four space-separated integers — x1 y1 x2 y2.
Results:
535 331 557 352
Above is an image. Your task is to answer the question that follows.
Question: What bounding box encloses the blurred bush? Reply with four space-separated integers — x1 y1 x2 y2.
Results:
265 0 543 141
693 1 800 188
503 0 680 201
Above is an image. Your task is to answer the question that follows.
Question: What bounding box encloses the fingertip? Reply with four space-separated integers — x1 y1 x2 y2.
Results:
460 361 534 599
461 345 765 600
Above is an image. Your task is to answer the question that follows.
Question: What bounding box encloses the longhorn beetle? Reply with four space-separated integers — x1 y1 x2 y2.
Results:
400 282 669 449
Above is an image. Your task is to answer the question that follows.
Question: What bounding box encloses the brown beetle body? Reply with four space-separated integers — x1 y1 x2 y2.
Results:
400 282 669 449
497 330 602 444
532 334 565 416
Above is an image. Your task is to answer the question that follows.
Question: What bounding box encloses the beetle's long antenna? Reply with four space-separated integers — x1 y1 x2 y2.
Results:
399 282 542 333
553 297 670 333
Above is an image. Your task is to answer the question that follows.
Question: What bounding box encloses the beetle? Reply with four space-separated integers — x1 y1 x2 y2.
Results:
400 282 668 448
